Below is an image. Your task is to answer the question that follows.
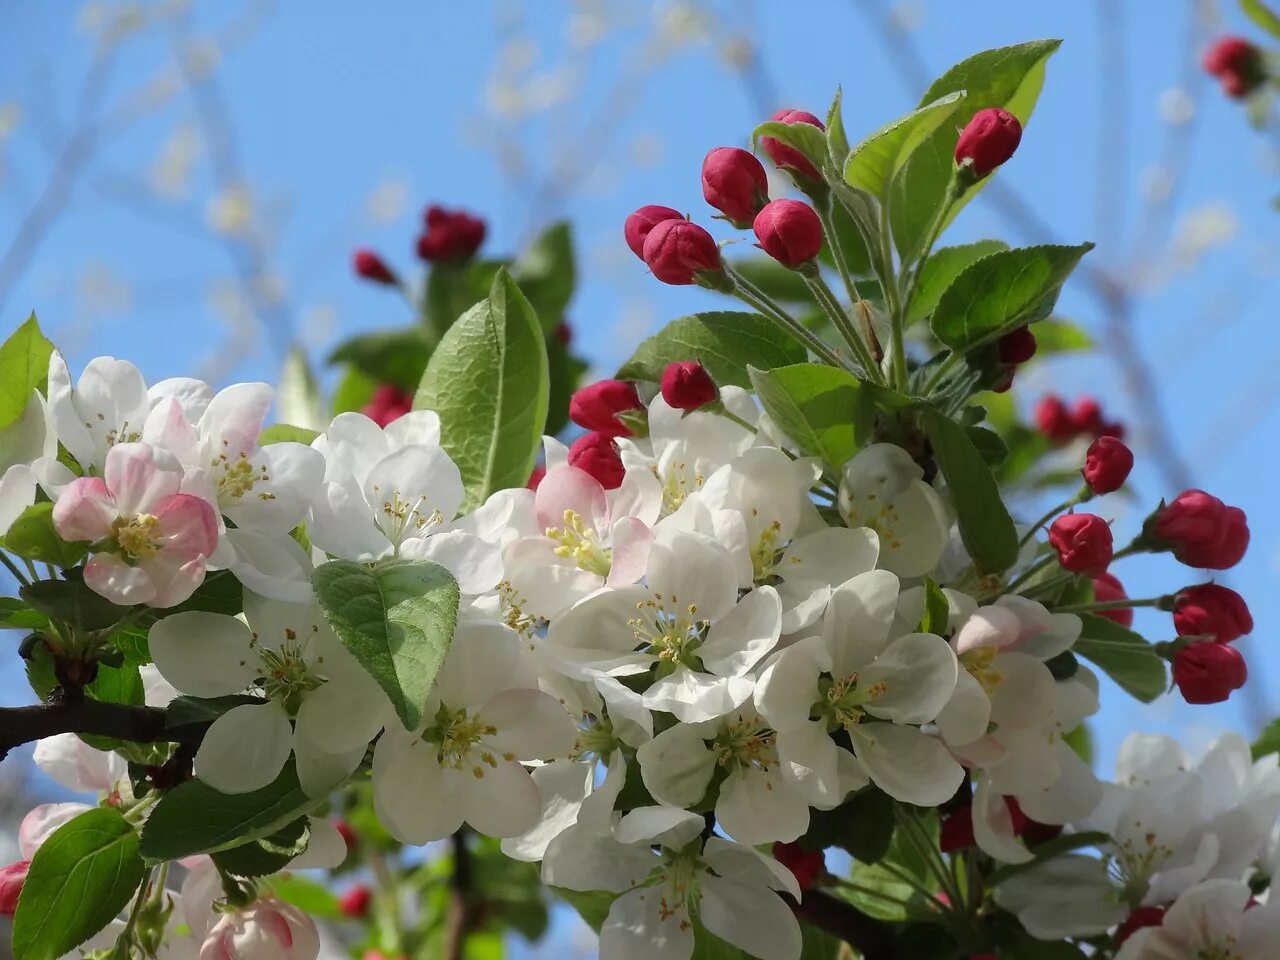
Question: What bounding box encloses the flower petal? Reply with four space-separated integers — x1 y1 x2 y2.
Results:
195 701 292 794
700 875 801 960
850 723 964 807
699 586 782 679
480 688 578 761
149 611 257 697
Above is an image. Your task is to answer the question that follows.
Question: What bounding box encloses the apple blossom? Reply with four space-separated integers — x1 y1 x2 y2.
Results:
198 898 320 960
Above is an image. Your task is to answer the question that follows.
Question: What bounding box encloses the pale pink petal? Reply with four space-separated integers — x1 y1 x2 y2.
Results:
20 802 91 858
952 605 1021 656
85 552 155 605
198 382 273 461
52 477 117 542
142 554 208 608
605 516 653 586
104 442 182 516
535 465 608 534
154 493 219 558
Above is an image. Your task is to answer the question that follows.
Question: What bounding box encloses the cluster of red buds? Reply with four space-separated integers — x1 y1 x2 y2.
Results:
1034 394 1125 444
1204 35 1267 99
352 203 488 285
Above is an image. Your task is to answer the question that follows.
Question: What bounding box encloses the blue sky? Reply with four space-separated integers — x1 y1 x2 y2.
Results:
2 1 1278 954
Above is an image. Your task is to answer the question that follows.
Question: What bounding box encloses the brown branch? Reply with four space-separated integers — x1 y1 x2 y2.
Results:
786 890 896 960
444 828 476 960
0 695 178 762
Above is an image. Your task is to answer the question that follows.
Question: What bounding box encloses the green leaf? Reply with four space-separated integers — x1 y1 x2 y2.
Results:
1252 718 1280 761
920 579 951 635
140 759 321 860
618 311 807 389
327 328 433 393
331 365 377 415
1242 0 1280 38
276 345 324 433
890 40 1062 260
545 330 588 436
841 862 919 922
258 423 319 446
800 787 895 862
20 575 132 631
751 120 829 174
213 817 310 877
2 502 87 568
728 257 814 304
748 363 868 472
825 87 851 169
1031 317 1094 355
266 875 343 919
423 259 502 337
919 409 1018 572
12 807 145 960
0 314 55 435
966 425 1009 466
165 694 267 732
0 596 47 631
512 222 575 325
1074 613 1168 703
907 240 1008 326
311 558 459 730
844 91 966 199
414 269 549 511
552 888 614 932
930 244 1094 355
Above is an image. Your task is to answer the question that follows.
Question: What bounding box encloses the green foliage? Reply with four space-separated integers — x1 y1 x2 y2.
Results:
0 314 55 435
2 502 87 568
511 221 575 325
164 694 266 734
730 257 814 304
331 365 378 415
800 787 896 862
1031 317 1094 355
545 329 589 436
930 244 1094 355
751 119 829 174
920 579 951 635
258 423 319 446
906 240 1008 326
424 260 498 336
311 558 460 730
919 408 1019 572
213 817 311 877
328 328 434 392
824 87 851 169
618 311 807 389
1253 718 1280 761
0 596 47 630
1073 613 1168 703
20 573 132 632
749 363 868 472
12 807 145 960
266 874 343 919
890 40 1062 260
140 759 321 860
844 91 966 199
415 269 549 510
1242 0 1280 38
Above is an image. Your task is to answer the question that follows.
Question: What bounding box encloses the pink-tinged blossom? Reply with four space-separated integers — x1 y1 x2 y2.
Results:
53 442 219 607
198 898 320 960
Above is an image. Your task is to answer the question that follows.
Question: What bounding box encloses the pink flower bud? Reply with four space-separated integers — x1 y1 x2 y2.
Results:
1034 395 1075 443
0 860 29 918
1155 490 1250 570
338 885 372 919
939 807 976 853
569 380 643 437
352 250 397 286
199 899 320 960
1173 584 1253 645
361 384 414 428
1082 436 1133 495
624 205 684 259
1173 641 1247 704
1091 573 1133 628
416 206 486 262
954 108 1022 178
1048 513 1114 574
567 432 625 489
760 108 825 181
526 465 546 491
997 326 1037 365
333 819 356 852
753 199 823 268
1115 906 1166 947
1204 36 1265 99
641 219 722 286
660 361 718 411
702 147 769 224
771 842 824 892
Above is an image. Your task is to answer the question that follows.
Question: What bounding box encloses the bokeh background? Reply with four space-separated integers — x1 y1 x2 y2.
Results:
1 1 1277 956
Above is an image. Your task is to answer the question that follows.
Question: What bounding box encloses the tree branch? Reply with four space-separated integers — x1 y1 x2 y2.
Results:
787 890 896 960
0 696 181 762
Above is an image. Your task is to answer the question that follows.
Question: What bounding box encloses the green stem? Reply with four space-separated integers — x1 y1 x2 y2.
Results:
112 865 154 956
1003 554 1058 595
802 270 883 382
920 352 963 398
893 807 959 908
817 204 884 364
727 268 852 372
829 878 915 909
1054 596 1167 615
1017 490 1090 550
0 551 30 586
878 202 909 390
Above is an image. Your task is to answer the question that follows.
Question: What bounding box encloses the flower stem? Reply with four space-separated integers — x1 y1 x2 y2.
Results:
1017 489 1090 550
1003 553 1058 595
801 269 884 383
1053 596 1168 615
0 550 29 586
817 203 884 364
727 268 852 372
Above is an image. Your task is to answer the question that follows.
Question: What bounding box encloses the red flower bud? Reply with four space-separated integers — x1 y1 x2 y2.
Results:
1173 584 1253 645
553 322 573 346
353 249 398 286
339 885 373 919
1070 396 1103 435
624 205 684 260
1092 572 1134 628
661 361 718 411
1048 513 1114 574
1035 395 1076 443
954 108 1022 178
416 205 486 262
1082 436 1134 495
361 384 414 428
761 108 825 181
771 842 825 892
1204 36 1265 99
702 147 769 225
568 432 625 489
939 807 976 853
569 379 643 437
1155 490 1250 570
0 859 29 918
753 199 823 268
527 465 546 491
333 818 357 851
642 218 722 285
1173 641 1247 704
1115 906 1166 947
997 326 1037 365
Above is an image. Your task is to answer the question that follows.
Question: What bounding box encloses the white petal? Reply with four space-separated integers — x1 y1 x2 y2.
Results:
542 823 655 894
972 777 1032 864
615 805 705 848
874 480 950 578
307 473 392 562
779 526 879 590
701 875 801 960
699 586 782 678
988 653 1057 729
860 632 957 725
642 668 753 723
501 760 594 862
480 688 578 761
400 529 503 595
754 637 829 733
435 619 520 708
458 758 541 838
776 721 845 810
224 529 314 603
637 723 716 808
371 732 463 844
148 611 257 697
716 766 809 846
850 723 964 807
382 409 441 448
20 802 91 858
287 817 347 870
646 529 737 624
599 886 695 960
935 669 992 746
595 675 653 746
702 836 802 898
364 445 465 537
544 586 654 679
195 701 292 794
823 569 900 677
